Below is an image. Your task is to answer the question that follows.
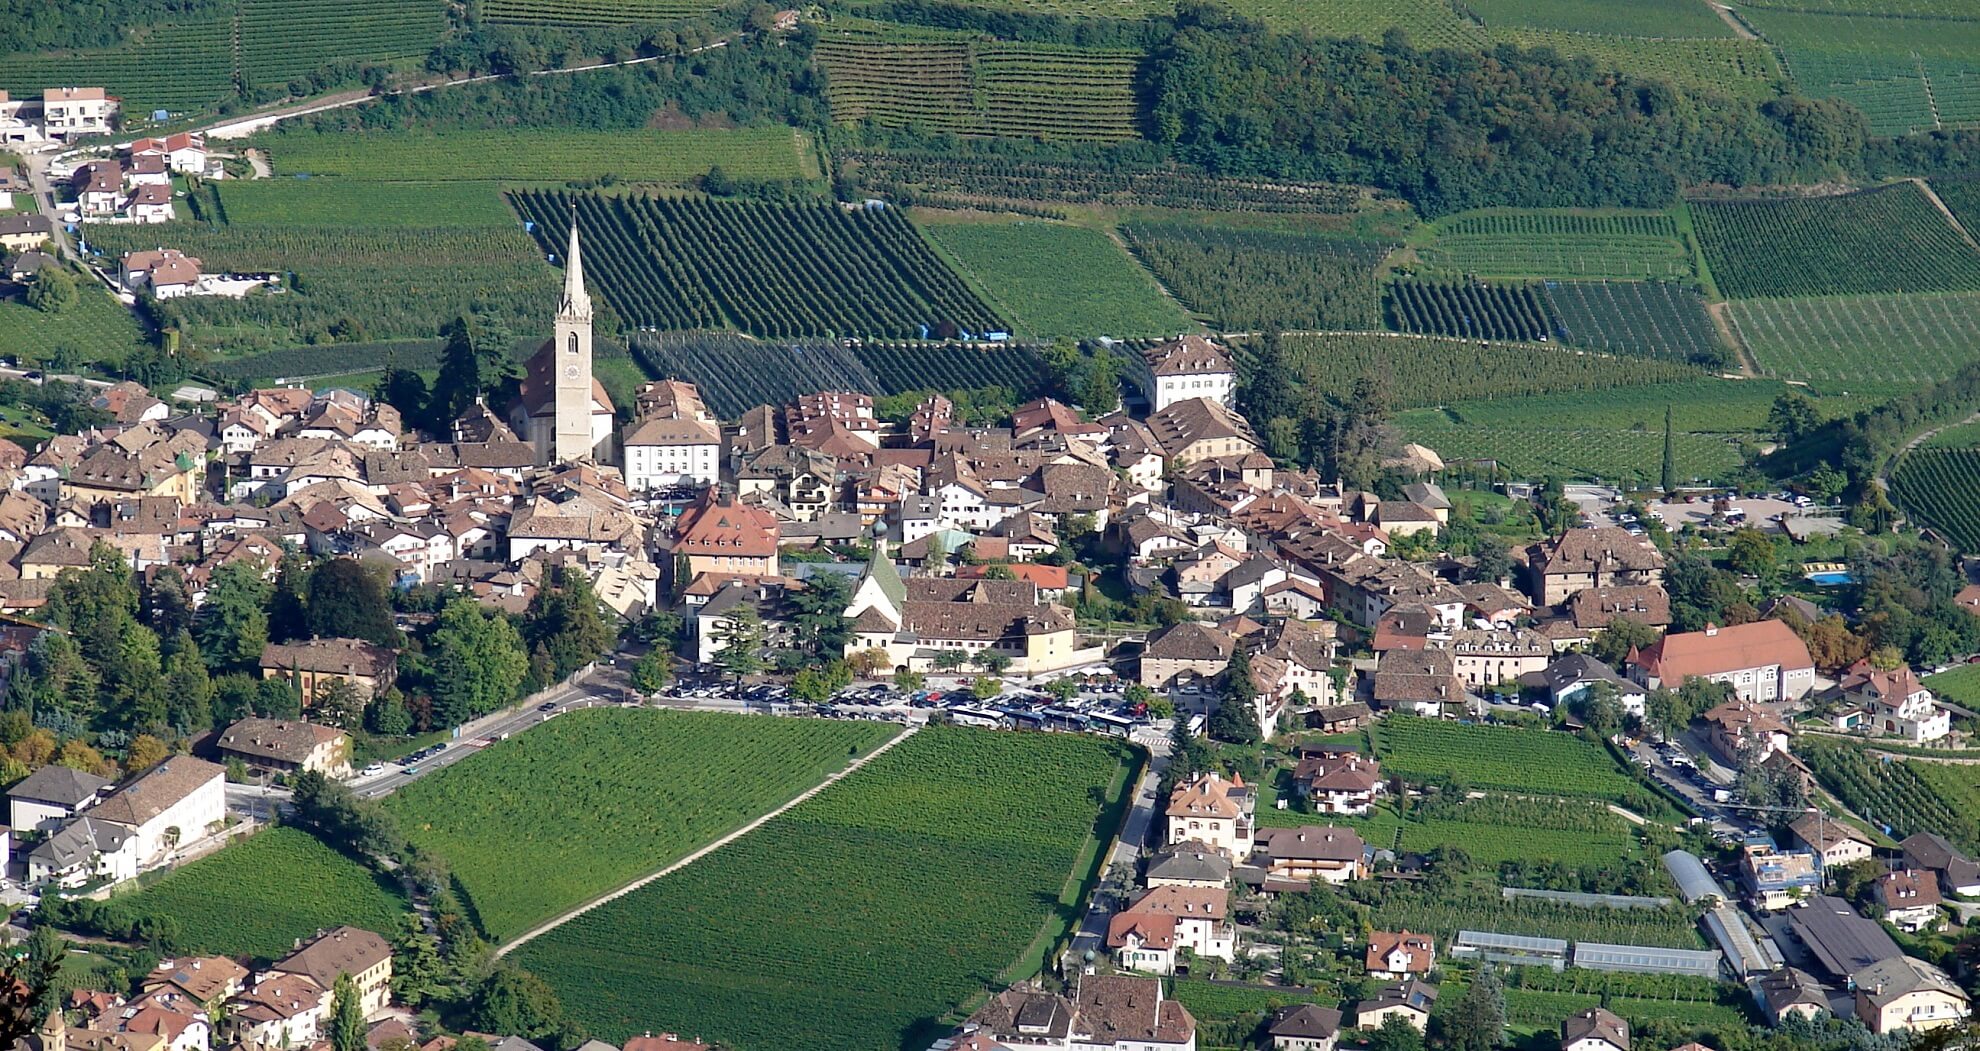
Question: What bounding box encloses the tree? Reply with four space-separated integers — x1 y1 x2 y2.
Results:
789 572 851 657
713 604 766 681
629 649 673 696
267 553 311 643
1769 391 1821 445
1209 648 1262 744
1589 617 1659 668
894 669 925 693
846 648 890 678
1726 527 1779 579
931 649 970 672
25 267 78 314
1368 1015 1426 1051
367 691 414 737
1470 534 1512 585
313 678 366 731
791 661 852 703
970 675 1002 701
390 915 443 1009
470 967 567 1041
973 650 1012 676
431 314 515 427
1443 964 1506 1051
427 599 528 727
522 567 610 682
306 559 398 646
142 567 195 641
1082 346 1119 414
124 733 169 775
21 925 67 1019
163 638 214 734
1660 404 1676 496
331 975 366 1051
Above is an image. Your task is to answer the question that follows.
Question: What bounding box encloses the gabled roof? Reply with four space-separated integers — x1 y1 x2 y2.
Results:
1634 620 1813 681
9 764 113 806
89 758 224 829
1266 1004 1340 1040
1562 1006 1629 1050
1254 824 1364 862
1145 335 1233 377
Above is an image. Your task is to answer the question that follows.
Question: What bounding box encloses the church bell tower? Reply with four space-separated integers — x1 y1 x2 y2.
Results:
553 214 595 464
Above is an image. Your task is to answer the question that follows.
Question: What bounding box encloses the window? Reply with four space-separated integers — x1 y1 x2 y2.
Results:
567 332 579 355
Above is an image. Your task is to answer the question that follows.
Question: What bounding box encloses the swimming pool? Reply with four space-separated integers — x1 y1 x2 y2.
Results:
1806 571 1854 586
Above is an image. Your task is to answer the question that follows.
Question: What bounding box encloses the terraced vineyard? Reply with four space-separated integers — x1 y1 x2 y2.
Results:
1386 278 1554 342
1122 224 1386 330
1727 292 1980 383
1891 448 1980 552
1415 210 1694 281
847 151 1362 214
815 36 1140 141
261 127 820 184
922 220 1193 339
481 0 720 23
386 709 898 941
1690 184 1980 299
1541 281 1723 363
514 727 1140 1050
511 190 1004 340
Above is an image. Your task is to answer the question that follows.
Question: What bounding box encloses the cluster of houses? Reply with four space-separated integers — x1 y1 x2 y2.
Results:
8 756 226 889
0 87 118 149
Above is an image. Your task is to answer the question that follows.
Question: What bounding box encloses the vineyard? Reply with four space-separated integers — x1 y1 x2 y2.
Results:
0 0 441 113
814 35 1141 141
844 151 1363 214
1425 378 1860 434
1484 28 1784 99
921 220 1194 339
386 709 897 941
85 220 556 356
1689 184 1980 299
1797 738 1979 853
1890 448 1980 552
1396 413 1748 483
96 827 408 958
513 727 1139 1050
856 342 1049 395
1266 333 1700 409
1120 223 1386 330
511 190 1003 340
1414 210 1693 282
1438 979 1750 1033
1728 293 1980 383
1386 278 1555 342
214 180 518 228
203 339 449 384
0 288 153 366
1747 5 1980 133
1935 178 1980 232
1465 0 1733 38
481 0 720 24
1541 281 1723 364
1369 716 1649 808
260 127 819 185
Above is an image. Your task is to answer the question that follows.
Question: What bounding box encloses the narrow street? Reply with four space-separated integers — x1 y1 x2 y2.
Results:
1070 752 1168 955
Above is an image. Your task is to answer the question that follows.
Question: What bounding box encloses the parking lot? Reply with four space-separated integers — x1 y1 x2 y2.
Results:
666 666 1159 739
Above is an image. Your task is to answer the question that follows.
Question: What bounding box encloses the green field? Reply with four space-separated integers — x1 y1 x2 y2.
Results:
214 180 521 227
1120 223 1387 331
1266 333 1700 409
1466 0 1732 38
513 727 1140 1051
1414 209 1694 281
385 709 899 941
1890 448 1980 552
923 219 1195 339
99 827 408 959
1690 185 1980 299
1799 737 1980 853
1728 292 1980 384
1745 6 1980 134
259 127 821 184
0 288 153 366
1371 716 1649 807
1396 415 1746 483
1924 665 1980 706
1542 281 1724 363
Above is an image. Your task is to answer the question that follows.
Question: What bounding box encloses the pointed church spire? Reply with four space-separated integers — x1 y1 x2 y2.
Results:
559 209 592 320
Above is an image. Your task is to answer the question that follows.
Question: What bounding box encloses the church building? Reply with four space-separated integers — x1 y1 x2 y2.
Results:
512 219 616 465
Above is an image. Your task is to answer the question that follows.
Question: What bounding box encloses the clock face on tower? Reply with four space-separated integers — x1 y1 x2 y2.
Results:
564 365 581 379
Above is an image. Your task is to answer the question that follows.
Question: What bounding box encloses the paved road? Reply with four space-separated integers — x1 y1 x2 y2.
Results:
353 671 626 799
1071 753 1168 954
19 152 77 261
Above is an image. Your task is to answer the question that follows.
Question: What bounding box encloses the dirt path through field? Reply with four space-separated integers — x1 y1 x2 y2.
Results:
1916 177 1980 251
492 722 919 957
1706 3 1761 40
1704 301 1759 376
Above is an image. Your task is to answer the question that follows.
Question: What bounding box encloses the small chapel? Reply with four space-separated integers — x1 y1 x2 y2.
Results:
511 218 616 465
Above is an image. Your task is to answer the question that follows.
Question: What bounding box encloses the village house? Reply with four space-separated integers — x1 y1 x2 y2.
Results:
957 975 1196 1051
120 249 202 299
1569 585 1671 634
1165 772 1254 857
129 132 208 174
1353 980 1437 1033
1755 967 1828 1026
1146 335 1236 414
1106 885 1235 975
1875 869 1943 932
0 214 54 253
1145 398 1259 465
1526 528 1666 607
1264 1005 1340 1051
127 183 174 224
843 564 1094 675
623 380 721 491
1445 627 1551 688
1629 620 1816 703
215 718 353 779
1700 700 1792 764
1364 930 1435 979
1901 833 1980 898
145 956 250 1007
7 764 112 832
1291 749 1382 816
270 926 394 1018
1849 956 1969 1034
1539 654 1646 719
1825 662 1950 743
26 817 135 888
229 972 327 1047
1370 649 1468 717
669 490 780 581
1251 825 1366 886
1561 1007 1629 1051
1787 812 1874 871
1140 622 1234 689
258 637 397 704
87 757 226 867
1145 841 1233 889
43 87 117 139
1740 834 1819 911
72 161 123 216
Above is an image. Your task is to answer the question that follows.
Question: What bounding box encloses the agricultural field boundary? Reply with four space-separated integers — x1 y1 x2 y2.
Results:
1915 177 1980 251
492 723 917 957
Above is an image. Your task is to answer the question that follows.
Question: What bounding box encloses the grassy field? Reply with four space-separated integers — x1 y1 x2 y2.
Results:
1371 716 1649 807
1728 292 1980 384
385 709 899 941
1690 184 1980 299
922 218 1195 339
513 727 1140 1051
1120 223 1387 331
0 288 153 366
259 127 821 184
1924 665 1980 706
100 827 408 959
1412 209 1695 281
